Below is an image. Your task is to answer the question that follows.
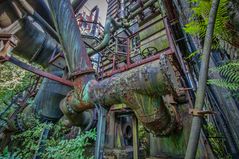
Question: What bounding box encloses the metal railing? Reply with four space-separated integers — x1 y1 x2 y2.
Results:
97 17 175 78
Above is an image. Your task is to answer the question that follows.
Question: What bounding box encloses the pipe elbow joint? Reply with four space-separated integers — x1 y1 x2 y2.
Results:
59 95 96 130
59 80 98 129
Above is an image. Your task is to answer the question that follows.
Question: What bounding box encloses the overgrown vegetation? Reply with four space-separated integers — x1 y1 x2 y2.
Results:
184 0 232 49
0 61 96 159
208 60 239 90
0 120 96 159
0 62 33 122
11 122 51 159
138 124 150 156
0 62 32 103
185 0 239 92
185 0 239 157
203 123 232 159
43 128 96 159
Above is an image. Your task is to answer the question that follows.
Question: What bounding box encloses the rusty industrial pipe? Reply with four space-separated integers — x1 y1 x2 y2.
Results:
46 0 181 135
0 1 74 130
47 0 97 129
60 60 181 135
87 0 158 57
48 0 94 76
1 0 181 136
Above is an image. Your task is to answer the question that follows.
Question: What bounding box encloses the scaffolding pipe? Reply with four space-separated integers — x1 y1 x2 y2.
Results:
0 0 95 132
87 17 123 56
184 0 220 158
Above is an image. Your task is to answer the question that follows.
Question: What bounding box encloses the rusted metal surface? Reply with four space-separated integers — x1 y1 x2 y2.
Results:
0 34 18 63
0 0 184 139
188 108 216 117
48 0 94 75
102 49 174 78
96 15 175 79
0 0 229 158
47 0 97 130
0 1 189 155
8 56 74 87
56 3 183 136
61 57 182 135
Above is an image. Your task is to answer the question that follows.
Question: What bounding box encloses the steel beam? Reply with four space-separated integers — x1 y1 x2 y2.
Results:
95 105 107 159
8 56 74 87
132 114 139 159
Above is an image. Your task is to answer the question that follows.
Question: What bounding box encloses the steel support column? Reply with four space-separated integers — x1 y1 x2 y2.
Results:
132 114 139 159
184 0 220 158
95 105 107 159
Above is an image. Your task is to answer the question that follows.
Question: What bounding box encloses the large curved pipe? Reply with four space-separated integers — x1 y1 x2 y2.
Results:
46 0 180 135
0 0 97 133
47 0 96 129
2 0 180 136
48 0 94 75
60 61 181 136
0 2 72 130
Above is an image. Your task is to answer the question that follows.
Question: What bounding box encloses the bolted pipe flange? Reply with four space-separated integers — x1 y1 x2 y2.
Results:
161 95 182 136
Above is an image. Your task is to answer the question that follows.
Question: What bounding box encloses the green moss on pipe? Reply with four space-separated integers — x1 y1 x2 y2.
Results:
60 61 180 135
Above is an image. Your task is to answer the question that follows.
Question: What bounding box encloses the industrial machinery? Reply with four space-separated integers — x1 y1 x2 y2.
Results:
0 0 238 158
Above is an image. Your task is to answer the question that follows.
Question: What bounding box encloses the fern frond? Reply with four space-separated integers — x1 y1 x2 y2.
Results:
209 60 239 90
185 0 232 49
212 61 239 73
208 79 239 90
